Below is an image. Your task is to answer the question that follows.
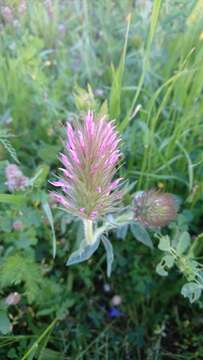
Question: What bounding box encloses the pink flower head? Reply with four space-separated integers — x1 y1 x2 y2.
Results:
51 111 123 220
5 164 29 192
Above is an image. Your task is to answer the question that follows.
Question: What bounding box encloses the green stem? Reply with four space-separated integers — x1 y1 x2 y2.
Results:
83 219 94 245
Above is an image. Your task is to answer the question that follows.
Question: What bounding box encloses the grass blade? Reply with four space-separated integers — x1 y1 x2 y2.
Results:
42 202 56 258
109 13 131 119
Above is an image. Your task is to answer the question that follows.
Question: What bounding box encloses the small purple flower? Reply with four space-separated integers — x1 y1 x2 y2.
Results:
133 190 178 228
5 164 29 192
1 6 13 22
108 307 123 318
58 23 65 34
51 111 123 220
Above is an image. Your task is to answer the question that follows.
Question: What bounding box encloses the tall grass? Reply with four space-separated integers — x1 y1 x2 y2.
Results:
1 1 202 190
136 10 203 193
114 1 203 199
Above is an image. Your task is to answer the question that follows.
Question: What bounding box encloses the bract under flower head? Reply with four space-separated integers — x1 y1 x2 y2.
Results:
51 111 123 220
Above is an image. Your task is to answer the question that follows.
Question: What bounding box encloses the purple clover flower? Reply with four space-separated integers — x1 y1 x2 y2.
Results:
5 164 29 192
51 111 123 220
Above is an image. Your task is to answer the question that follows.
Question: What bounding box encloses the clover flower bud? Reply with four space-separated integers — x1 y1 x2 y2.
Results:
58 23 65 34
111 295 122 306
51 111 123 221
5 164 29 192
12 220 23 231
133 190 177 228
5 292 21 306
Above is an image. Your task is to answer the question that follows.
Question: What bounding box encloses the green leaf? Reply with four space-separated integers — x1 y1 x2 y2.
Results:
38 348 61 360
181 282 202 303
176 231 191 255
0 253 43 304
156 255 174 277
56 298 75 319
116 224 128 240
156 262 168 277
158 235 171 252
98 100 108 118
17 229 38 249
22 208 41 227
0 193 26 205
102 237 114 277
0 137 19 164
30 164 49 188
0 311 12 335
163 254 174 268
74 84 96 111
130 222 153 249
66 239 100 266
38 144 61 164
42 202 56 258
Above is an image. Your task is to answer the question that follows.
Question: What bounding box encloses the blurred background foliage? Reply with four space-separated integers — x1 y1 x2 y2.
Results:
0 0 203 359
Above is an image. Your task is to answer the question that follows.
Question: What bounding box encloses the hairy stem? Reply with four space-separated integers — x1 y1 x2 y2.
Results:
83 219 94 245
